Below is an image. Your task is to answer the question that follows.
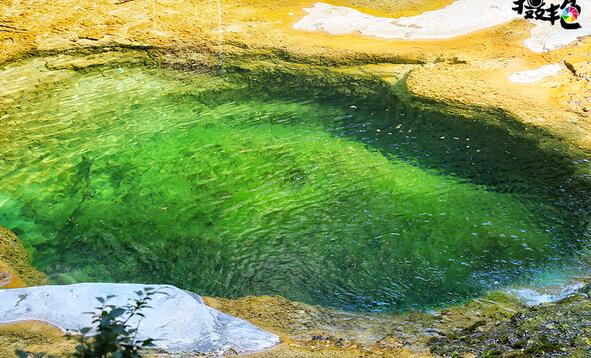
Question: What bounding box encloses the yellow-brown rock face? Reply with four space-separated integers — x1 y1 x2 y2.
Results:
1 0 589 153
0 228 47 288
0 1 590 357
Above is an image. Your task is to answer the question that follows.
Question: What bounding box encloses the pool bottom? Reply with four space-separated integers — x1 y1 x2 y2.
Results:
0 61 589 313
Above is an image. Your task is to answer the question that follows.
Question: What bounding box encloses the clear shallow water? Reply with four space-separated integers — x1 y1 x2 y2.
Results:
1 66 589 312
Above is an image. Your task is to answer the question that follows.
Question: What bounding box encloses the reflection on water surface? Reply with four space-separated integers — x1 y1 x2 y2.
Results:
0 66 589 312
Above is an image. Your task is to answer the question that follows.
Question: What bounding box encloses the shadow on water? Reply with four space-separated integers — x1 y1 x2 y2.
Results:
1 63 590 312
196 70 591 229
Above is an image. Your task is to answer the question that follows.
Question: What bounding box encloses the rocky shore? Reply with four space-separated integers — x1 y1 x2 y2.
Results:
1 0 590 150
1 0 590 356
2 223 590 356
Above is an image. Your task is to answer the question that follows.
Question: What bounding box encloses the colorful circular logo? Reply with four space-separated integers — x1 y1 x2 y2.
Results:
561 6 580 24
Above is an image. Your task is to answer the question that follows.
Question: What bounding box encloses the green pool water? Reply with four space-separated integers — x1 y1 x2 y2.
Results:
1 65 589 311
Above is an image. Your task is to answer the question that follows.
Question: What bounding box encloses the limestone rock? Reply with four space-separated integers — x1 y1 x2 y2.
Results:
0 283 280 355
293 1 519 40
293 1 591 53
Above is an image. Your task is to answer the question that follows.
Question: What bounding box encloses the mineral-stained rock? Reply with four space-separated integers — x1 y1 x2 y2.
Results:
0 283 280 355
0 321 75 358
0 271 12 287
0 227 46 287
0 267 26 289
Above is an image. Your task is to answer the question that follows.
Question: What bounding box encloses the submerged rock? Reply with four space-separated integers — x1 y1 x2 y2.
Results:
0 283 280 355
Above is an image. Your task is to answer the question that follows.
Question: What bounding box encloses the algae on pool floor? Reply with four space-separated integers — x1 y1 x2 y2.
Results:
0 65 588 312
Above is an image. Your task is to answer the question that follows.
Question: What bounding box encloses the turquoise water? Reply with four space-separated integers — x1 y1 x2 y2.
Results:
1 66 589 311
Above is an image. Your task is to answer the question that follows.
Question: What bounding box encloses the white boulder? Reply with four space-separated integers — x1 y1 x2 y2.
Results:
293 1 519 40
525 9 591 53
293 1 591 52
0 283 280 355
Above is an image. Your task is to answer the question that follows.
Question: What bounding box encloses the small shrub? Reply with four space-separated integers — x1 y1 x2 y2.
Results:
16 287 160 358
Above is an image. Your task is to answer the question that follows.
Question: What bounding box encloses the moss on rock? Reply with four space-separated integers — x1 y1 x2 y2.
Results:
429 286 591 357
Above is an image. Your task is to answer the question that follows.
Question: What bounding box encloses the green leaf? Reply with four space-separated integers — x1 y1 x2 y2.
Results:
111 307 126 317
142 338 155 347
